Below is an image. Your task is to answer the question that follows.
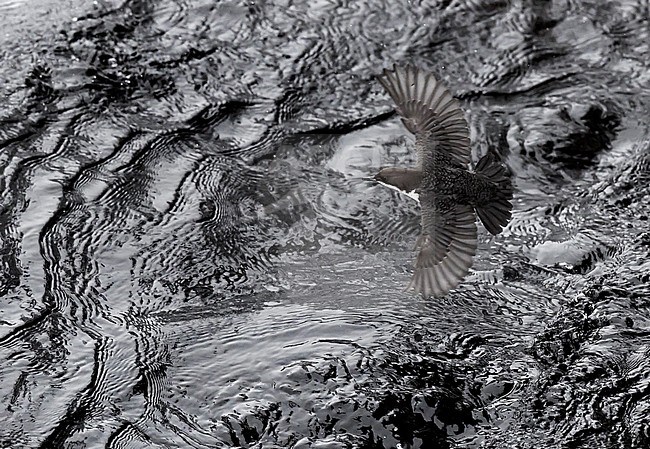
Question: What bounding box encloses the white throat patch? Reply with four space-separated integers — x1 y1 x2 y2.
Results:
376 180 420 203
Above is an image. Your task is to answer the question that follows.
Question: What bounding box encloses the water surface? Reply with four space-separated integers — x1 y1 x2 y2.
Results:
1 0 649 448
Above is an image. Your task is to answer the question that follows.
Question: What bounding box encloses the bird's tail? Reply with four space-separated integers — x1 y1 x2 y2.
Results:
474 153 513 235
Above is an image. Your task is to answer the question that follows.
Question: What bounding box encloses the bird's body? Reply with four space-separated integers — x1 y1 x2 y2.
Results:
420 155 500 206
375 65 513 297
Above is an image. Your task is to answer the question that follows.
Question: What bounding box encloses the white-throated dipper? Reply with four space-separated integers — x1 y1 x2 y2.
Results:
375 64 513 297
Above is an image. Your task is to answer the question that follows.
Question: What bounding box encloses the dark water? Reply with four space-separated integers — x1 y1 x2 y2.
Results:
1 0 649 447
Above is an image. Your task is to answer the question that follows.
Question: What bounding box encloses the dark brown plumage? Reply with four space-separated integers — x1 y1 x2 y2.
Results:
375 64 513 297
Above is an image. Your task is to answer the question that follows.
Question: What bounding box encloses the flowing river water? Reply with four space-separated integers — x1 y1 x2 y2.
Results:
1 0 649 448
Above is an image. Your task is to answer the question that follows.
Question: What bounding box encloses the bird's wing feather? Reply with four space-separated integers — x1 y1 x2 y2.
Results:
377 64 471 167
409 195 478 297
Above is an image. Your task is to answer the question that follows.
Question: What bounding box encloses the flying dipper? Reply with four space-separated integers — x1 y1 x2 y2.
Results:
375 64 513 297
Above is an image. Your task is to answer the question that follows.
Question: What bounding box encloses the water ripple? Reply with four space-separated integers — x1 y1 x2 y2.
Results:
1 0 650 447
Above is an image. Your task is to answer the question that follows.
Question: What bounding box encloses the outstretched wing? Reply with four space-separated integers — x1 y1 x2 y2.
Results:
409 195 478 297
377 64 471 167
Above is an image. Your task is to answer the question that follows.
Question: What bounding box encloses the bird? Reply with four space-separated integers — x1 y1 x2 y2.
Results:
374 64 513 297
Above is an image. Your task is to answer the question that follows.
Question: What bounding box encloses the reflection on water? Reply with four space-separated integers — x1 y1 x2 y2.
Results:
1 0 649 447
